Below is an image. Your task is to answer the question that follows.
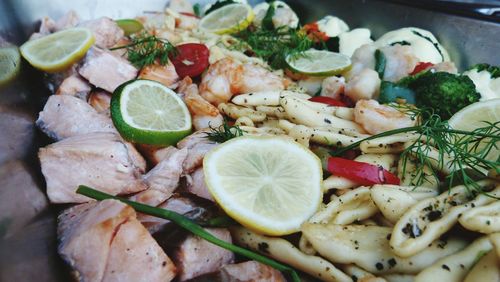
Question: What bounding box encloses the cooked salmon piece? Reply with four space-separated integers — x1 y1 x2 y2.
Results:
174 228 235 281
186 167 213 201
177 130 217 173
219 261 286 282
36 95 116 140
88 90 112 115
131 147 187 207
56 74 92 100
138 61 179 88
138 195 200 233
78 47 137 92
135 144 173 166
58 199 176 282
78 17 124 48
39 132 146 203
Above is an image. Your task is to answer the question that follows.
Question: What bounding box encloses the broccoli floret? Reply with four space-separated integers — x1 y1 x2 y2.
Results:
399 71 480 120
463 64 500 101
468 63 500 78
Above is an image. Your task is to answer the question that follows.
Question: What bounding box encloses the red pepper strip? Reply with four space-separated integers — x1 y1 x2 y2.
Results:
410 62 434 75
302 22 330 42
327 157 401 185
309 96 347 107
179 12 199 18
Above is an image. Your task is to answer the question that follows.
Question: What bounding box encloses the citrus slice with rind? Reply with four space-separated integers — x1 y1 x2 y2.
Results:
20 27 94 72
110 79 192 145
199 3 254 35
203 136 323 236
286 49 352 77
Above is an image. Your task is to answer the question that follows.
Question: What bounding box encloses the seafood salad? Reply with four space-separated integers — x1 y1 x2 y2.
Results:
6 0 500 281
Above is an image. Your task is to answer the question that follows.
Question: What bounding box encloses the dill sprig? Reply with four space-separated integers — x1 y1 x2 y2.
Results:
231 26 314 69
206 121 245 143
110 32 177 69
333 111 499 196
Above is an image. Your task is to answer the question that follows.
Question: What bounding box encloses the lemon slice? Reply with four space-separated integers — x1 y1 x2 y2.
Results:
286 49 352 77
115 19 144 35
449 99 500 165
204 136 323 236
0 46 21 87
199 3 254 35
110 79 192 145
20 27 94 73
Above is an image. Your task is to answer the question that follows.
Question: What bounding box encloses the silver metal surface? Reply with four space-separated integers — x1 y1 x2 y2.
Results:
0 0 499 281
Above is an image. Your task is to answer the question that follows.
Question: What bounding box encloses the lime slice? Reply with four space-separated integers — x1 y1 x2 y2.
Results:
286 49 352 77
0 46 21 87
20 28 94 73
449 99 500 165
199 3 254 35
115 19 144 36
110 79 192 145
203 136 323 236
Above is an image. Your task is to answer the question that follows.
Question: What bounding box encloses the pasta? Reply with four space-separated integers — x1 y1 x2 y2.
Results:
309 186 378 224
370 184 438 223
458 200 500 234
230 227 352 282
301 223 467 274
390 180 499 257
414 236 493 282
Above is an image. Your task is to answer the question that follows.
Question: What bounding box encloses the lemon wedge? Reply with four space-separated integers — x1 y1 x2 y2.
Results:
203 136 323 236
20 27 94 72
199 3 254 35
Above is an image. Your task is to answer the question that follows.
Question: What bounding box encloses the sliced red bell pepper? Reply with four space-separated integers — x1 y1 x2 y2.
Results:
327 157 400 185
309 96 347 107
410 62 434 75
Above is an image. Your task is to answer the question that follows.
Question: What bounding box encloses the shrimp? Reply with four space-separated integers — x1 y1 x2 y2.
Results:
345 68 381 102
320 76 345 99
380 45 419 82
138 61 179 88
178 77 224 130
199 58 285 105
354 99 417 135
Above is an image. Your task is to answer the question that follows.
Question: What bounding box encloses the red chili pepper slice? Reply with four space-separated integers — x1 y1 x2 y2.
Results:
179 12 199 18
169 43 209 78
410 62 434 75
309 96 347 107
327 157 400 185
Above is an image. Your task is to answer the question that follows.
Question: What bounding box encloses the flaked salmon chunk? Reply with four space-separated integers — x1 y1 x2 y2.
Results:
36 95 116 141
58 199 176 282
174 228 235 281
130 146 188 207
39 132 146 203
78 17 124 49
78 47 137 92
219 261 286 282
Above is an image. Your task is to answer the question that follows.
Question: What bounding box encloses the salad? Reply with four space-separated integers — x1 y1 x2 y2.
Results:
3 0 499 281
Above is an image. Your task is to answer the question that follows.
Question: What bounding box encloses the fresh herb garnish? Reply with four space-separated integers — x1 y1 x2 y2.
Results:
262 1 276 30
206 121 245 143
193 3 202 17
333 110 500 196
76 186 301 282
232 26 314 69
110 33 177 68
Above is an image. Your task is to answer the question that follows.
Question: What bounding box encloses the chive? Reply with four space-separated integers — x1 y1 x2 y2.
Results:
76 185 301 282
